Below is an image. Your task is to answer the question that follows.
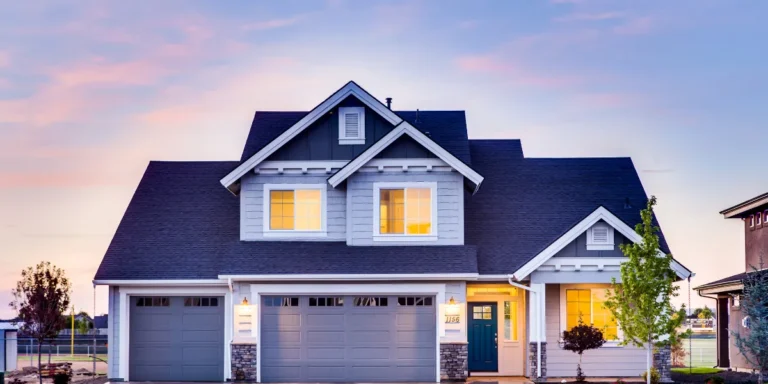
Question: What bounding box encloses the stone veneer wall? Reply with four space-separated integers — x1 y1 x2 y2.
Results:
440 343 468 380
231 343 258 381
528 342 547 382
653 345 672 383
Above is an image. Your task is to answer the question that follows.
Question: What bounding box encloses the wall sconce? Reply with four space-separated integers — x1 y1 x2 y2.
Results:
241 297 249 305
445 296 460 316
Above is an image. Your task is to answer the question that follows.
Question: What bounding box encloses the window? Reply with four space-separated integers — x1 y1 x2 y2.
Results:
309 297 344 307
374 183 436 240
732 295 741 308
397 297 433 306
758 213 763 226
587 222 614 250
504 301 518 341
264 297 299 307
564 288 619 341
750 215 755 228
136 297 169 307
263 184 326 236
353 297 388 306
472 305 493 320
764 211 768 225
184 297 219 307
338 107 365 145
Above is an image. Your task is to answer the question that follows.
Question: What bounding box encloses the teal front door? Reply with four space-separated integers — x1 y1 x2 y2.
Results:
468 302 498 372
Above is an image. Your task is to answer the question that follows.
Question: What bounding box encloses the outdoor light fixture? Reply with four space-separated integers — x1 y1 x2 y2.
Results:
445 296 460 317
241 297 249 305
448 296 456 305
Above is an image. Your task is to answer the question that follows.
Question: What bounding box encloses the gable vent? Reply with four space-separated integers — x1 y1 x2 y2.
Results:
592 226 609 243
338 106 365 145
587 222 614 251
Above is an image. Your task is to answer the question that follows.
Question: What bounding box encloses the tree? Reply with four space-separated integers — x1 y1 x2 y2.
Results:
731 255 768 384
9 262 71 384
698 305 714 320
76 318 91 335
670 305 691 367
561 319 606 381
603 196 682 384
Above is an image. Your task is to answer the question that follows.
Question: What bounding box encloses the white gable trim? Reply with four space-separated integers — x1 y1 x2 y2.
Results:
511 206 691 281
327 121 484 193
220 81 402 192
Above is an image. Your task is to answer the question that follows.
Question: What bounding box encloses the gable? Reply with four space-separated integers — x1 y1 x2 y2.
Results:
266 96 397 161
375 135 437 159
552 223 630 258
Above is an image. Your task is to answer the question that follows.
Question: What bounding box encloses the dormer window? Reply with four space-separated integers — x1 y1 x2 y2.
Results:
338 107 365 145
586 222 614 250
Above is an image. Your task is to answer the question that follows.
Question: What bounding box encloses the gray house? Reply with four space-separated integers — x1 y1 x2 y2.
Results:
93 81 692 383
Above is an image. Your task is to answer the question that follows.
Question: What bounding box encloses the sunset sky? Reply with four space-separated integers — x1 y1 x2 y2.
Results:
1 0 767 318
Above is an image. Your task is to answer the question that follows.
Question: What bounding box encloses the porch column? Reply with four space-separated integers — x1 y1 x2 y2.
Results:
528 283 547 382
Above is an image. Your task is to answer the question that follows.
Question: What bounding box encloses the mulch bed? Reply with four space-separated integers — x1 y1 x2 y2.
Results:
672 370 758 383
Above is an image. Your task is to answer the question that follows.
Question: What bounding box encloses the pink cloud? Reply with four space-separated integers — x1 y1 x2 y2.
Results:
241 16 304 31
456 55 584 87
571 92 641 109
614 16 654 35
555 12 625 22
0 51 10 68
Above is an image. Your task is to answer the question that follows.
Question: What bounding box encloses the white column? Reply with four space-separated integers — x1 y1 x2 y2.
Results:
528 283 547 342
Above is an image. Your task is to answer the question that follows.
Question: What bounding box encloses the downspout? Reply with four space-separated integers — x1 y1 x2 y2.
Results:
507 276 541 379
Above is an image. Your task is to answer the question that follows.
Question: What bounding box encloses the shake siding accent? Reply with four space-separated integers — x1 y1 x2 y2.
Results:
346 171 464 246
108 286 120 379
545 284 647 377
240 173 346 241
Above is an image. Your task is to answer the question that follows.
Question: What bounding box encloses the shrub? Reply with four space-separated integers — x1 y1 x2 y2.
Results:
53 372 71 384
705 376 725 384
641 368 660 384
561 320 606 382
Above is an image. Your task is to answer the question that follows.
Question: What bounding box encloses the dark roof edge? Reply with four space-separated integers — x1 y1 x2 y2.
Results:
719 192 768 217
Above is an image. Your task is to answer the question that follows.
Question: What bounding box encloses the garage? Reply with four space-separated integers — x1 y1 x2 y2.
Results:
129 296 224 381
261 295 437 382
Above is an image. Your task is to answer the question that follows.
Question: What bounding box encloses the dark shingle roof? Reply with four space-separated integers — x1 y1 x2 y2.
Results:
94 161 477 280
464 139 669 275
240 111 472 164
694 272 748 290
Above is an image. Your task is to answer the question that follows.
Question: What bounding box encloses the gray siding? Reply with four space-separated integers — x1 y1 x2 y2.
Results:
240 173 346 241
545 284 647 377
531 271 621 284
108 286 120 379
266 96 395 161
552 227 629 258
346 171 464 246
376 136 436 159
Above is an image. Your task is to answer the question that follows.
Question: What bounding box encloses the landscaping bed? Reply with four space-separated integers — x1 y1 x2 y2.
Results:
671 368 758 383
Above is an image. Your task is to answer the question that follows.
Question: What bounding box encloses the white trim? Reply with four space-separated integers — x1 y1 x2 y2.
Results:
262 183 327 237
250 283 446 383
512 206 692 280
559 284 624 347
220 273 478 281
537 257 627 273
93 279 227 286
221 82 401 191
327 122 484 193
251 159 451 176
372 181 438 241
338 106 365 145
117 286 232 381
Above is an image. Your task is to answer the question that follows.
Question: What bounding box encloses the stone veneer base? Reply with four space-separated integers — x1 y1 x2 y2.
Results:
528 342 547 382
654 345 672 383
231 343 258 382
440 342 468 381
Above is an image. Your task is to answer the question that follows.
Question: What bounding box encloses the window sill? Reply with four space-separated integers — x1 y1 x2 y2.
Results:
601 341 624 348
263 231 328 238
586 244 614 251
373 235 438 242
339 138 365 145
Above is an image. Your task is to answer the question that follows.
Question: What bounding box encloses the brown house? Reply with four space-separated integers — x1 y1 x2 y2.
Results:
695 192 768 370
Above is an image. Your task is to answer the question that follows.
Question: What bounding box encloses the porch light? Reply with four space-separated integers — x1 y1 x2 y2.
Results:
448 296 456 305
241 297 249 305
445 296 460 316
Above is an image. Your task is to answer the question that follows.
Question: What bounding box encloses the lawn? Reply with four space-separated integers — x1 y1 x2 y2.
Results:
672 367 721 374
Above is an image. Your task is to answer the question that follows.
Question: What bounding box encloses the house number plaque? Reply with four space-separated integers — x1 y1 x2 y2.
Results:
445 315 460 324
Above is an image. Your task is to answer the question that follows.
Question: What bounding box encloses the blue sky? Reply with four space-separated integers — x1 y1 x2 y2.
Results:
1 0 767 317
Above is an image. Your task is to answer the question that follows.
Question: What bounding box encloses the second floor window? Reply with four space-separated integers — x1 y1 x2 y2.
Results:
379 187 432 235
264 184 326 235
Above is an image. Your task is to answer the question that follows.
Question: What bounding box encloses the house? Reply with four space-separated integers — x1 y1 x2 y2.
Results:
93 315 108 336
694 192 768 371
93 81 692 383
1 323 18 373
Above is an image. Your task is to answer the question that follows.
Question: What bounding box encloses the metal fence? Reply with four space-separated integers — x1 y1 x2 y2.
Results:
681 336 717 368
7 337 108 375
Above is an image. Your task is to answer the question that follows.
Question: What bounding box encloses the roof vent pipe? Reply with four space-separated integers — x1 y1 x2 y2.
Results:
385 97 392 109
415 108 420 123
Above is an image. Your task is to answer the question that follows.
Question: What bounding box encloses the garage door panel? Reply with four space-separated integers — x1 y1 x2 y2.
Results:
306 330 344 343
183 313 221 329
349 346 390 359
396 346 435 360
349 330 389 343
132 365 172 381
306 313 344 327
130 346 173 363
346 313 391 329
261 365 301 381
182 345 222 361
305 365 345 380
262 347 301 360
181 364 221 381
262 313 301 327
262 330 301 343
181 329 220 342
397 329 435 343
306 347 345 359
131 330 172 343
131 314 174 331
396 313 436 328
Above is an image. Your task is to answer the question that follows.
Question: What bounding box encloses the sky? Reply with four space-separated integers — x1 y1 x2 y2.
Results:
1 0 767 318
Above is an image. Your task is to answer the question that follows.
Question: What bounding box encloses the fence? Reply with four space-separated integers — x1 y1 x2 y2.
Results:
681 336 717 368
8 337 108 375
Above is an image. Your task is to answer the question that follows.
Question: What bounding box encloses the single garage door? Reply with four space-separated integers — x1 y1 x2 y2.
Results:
261 295 436 382
129 296 224 381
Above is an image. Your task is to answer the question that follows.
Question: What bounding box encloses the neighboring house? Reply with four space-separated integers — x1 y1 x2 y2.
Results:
1 323 18 373
93 81 692 383
694 192 768 370
93 315 108 336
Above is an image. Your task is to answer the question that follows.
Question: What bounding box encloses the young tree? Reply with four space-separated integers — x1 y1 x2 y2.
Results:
603 197 682 384
561 319 606 381
698 305 714 320
731 255 768 384
9 262 71 384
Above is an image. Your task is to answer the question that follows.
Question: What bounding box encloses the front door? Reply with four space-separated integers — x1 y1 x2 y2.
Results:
468 302 498 372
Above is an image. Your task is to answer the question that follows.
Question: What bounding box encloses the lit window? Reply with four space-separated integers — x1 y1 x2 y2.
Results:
472 305 493 320
379 188 432 235
504 301 518 341
267 187 323 232
565 288 619 341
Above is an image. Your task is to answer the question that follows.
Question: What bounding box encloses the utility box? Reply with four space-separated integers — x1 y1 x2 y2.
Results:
1 323 18 372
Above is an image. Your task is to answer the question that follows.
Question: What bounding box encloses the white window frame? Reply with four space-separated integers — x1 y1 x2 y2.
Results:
586 222 615 251
372 182 438 242
758 213 763 226
559 285 623 347
262 183 327 238
749 215 755 228
338 107 365 145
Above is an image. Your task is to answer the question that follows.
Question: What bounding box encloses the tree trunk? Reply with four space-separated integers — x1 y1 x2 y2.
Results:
37 341 43 384
647 336 652 384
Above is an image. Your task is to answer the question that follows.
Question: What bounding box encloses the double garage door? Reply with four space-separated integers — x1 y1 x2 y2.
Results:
261 295 437 382
129 296 224 381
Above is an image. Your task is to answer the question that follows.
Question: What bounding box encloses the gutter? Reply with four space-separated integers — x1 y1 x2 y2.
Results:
507 276 542 380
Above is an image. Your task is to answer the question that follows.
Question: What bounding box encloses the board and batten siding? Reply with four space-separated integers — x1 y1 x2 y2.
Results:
346 171 464 246
108 286 120 379
240 173 346 241
551 228 629 258
545 284 647 377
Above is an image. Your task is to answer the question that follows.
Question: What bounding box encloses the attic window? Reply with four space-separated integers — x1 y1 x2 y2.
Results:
587 222 614 251
338 107 365 145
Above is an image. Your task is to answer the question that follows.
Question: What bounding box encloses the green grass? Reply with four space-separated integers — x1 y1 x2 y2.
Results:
672 367 722 375
18 355 107 362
